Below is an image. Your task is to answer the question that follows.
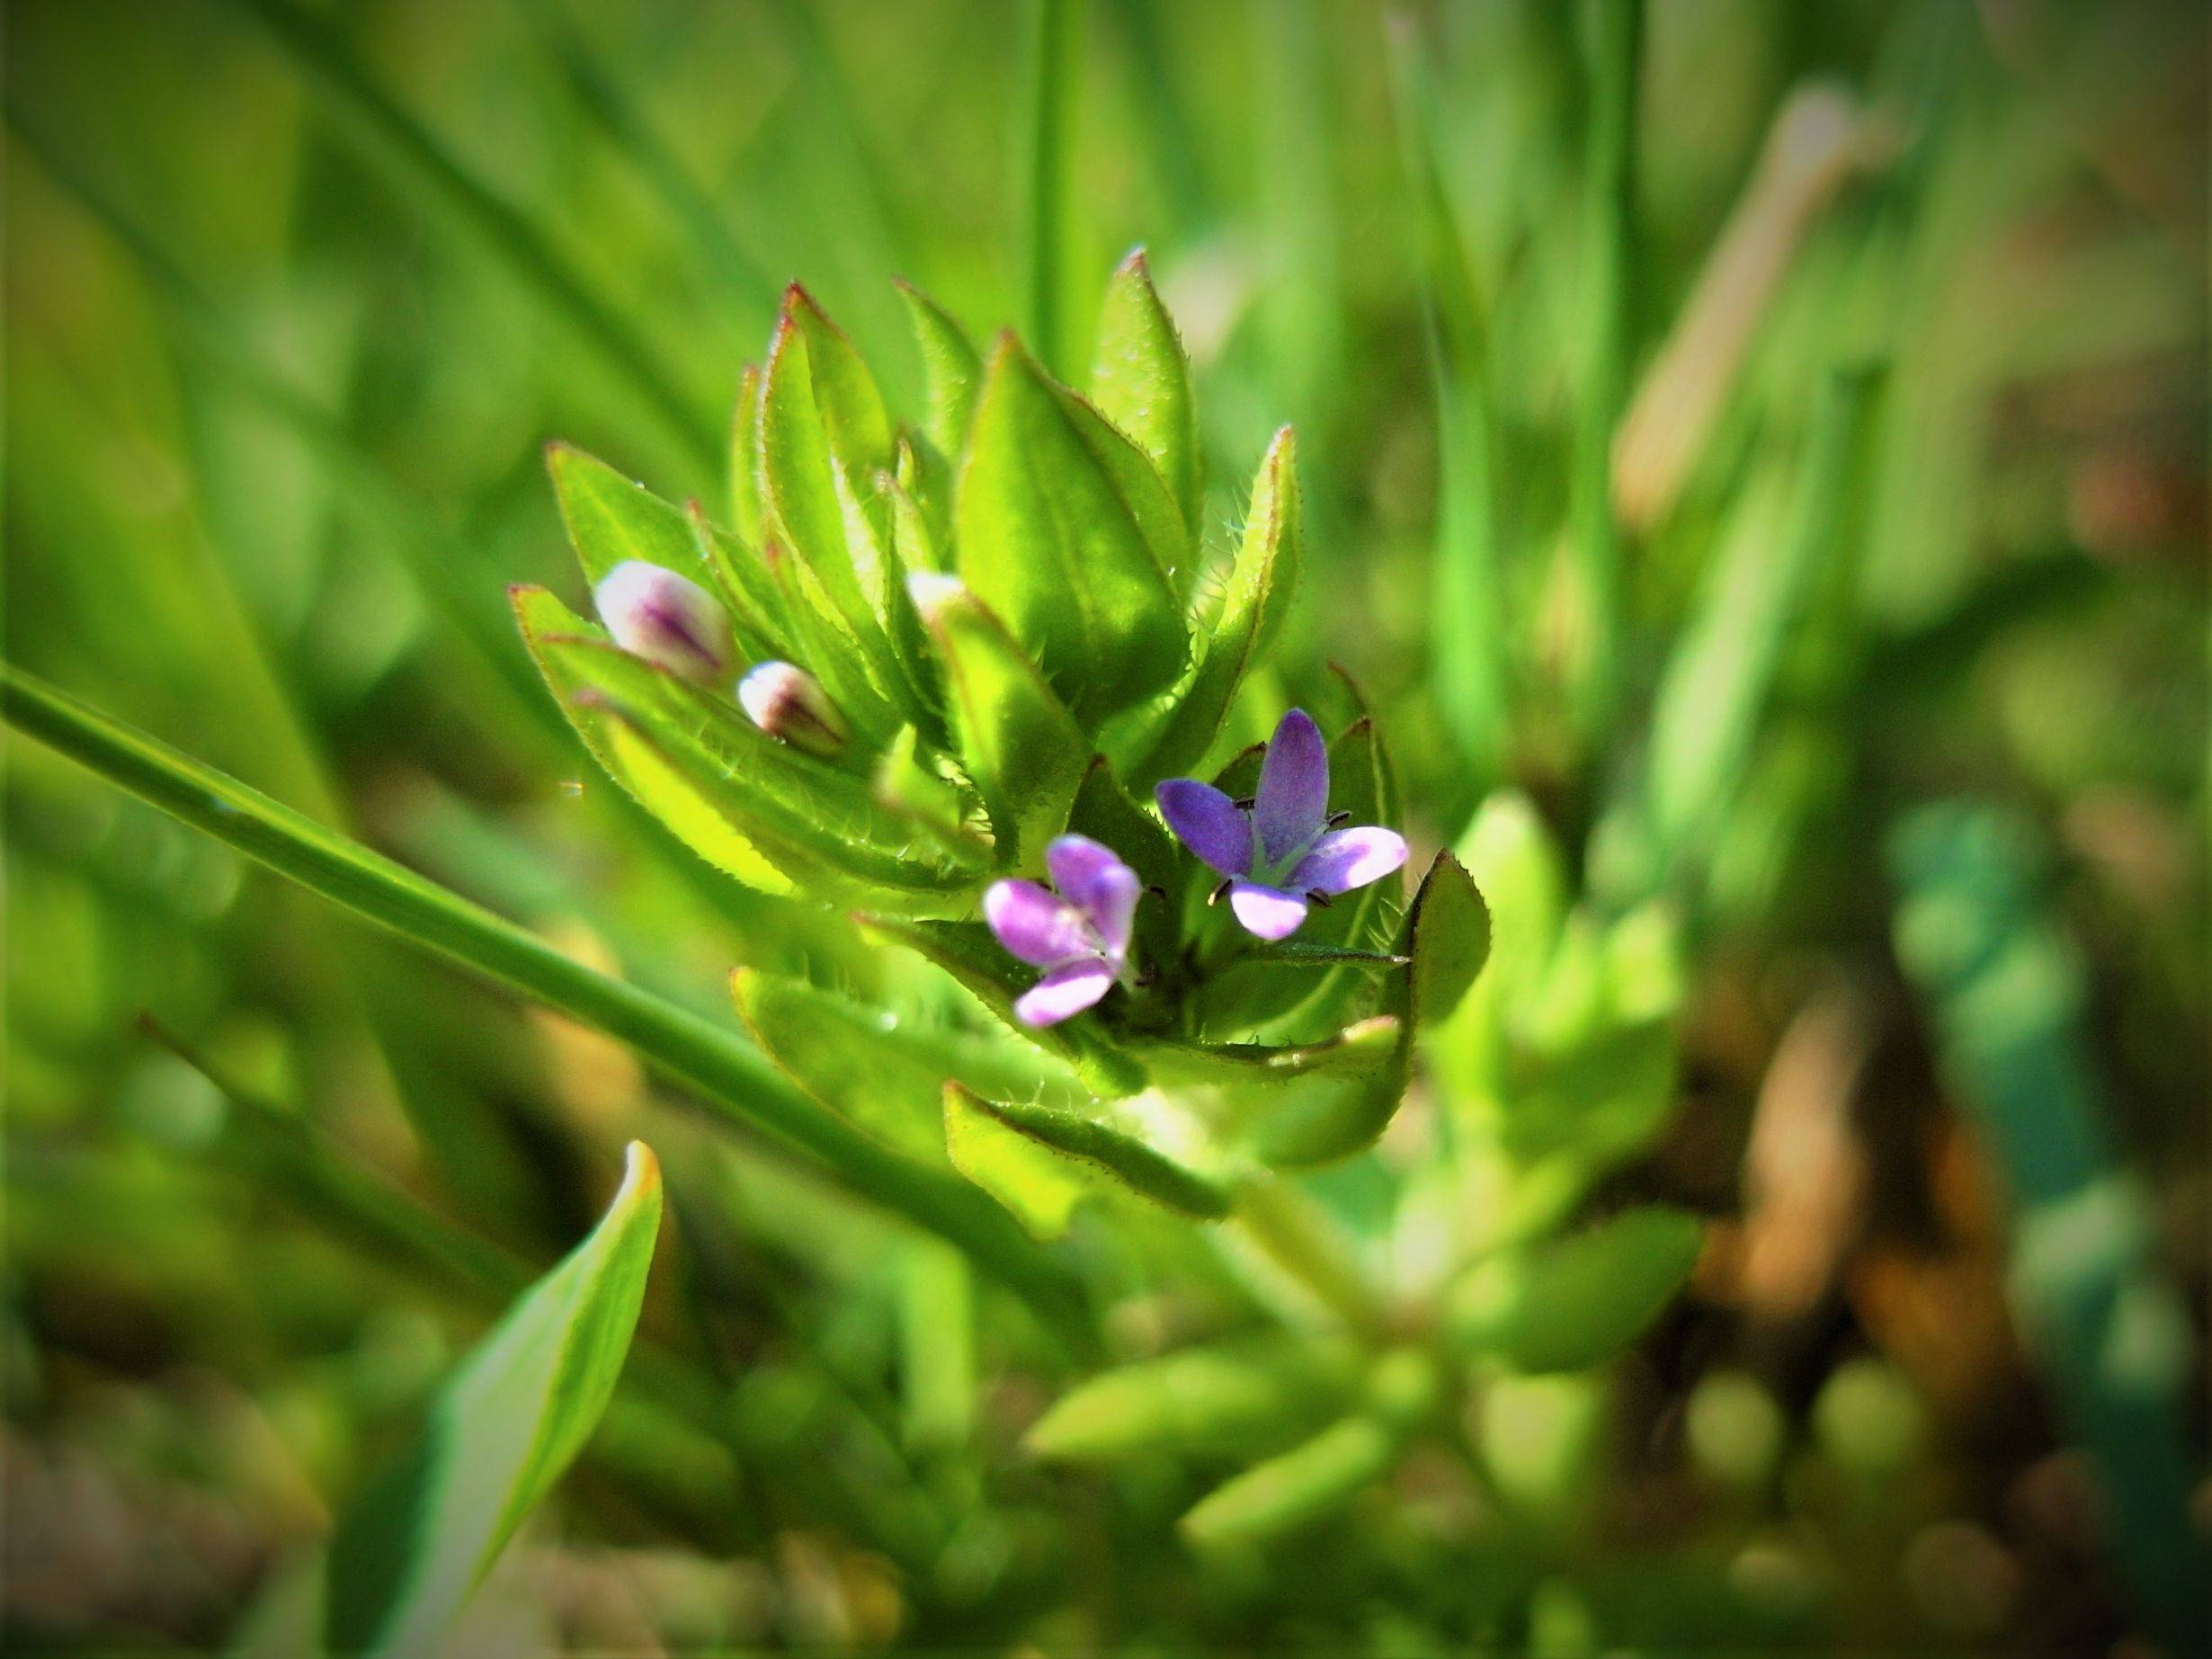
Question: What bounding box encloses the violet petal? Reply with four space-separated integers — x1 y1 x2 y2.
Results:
984 879 1095 968
1291 826 1408 896
1013 958 1116 1026
1047 834 1140 959
1227 880 1310 941
1155 780 1253 877
1253 708 1329 864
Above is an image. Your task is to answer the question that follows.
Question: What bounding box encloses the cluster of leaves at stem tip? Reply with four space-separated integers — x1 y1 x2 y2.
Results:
514 250 1493 1192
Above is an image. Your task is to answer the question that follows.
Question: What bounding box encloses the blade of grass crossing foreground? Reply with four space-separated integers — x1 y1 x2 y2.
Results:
226 0 719 471
1566 0 1641 746
0 664 1094 1351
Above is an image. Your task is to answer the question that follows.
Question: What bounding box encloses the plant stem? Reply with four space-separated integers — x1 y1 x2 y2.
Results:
2 663 1096 1356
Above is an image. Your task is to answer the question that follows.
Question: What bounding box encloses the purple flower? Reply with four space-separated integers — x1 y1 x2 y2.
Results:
984 834 1141 1027
1155 708 1407 941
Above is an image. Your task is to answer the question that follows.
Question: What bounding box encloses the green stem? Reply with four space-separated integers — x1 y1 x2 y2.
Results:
2 664 1094 1355
1567 0 1642 747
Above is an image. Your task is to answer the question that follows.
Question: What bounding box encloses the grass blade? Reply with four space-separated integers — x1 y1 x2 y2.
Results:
0 663 1094 1351
1564 0 1641 746
225 0 719 471
1385 14 1510 794
1018 0 1083 373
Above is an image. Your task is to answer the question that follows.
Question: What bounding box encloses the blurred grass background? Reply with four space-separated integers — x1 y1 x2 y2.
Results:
3 0 2206 1652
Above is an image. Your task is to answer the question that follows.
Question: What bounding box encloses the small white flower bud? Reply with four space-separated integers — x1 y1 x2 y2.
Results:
737 661 849 757
593 560 733 682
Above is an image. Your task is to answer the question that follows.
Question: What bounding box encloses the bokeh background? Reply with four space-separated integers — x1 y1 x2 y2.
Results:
4 0 2206 1652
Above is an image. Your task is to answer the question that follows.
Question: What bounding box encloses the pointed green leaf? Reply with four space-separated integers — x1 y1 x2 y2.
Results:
1026 1341 1352 1463
513 586 798 894
1449 1206 1705 1373
1253 851 1490 1167
728 363 766 546
1090 246 1202 536
758 290 888 628
896 280 982 456
947 1084 1233 1220
734 969 1085 1164
515 587 980 905
910 576 1089 870
943 1084 1090 1240
548 442 702 586
954 336 1187 722
860 915 1146 1099
1129 427 1300 789
1179 1416 1398 1548
325 1143 663 1655
687 502 797 664
1136 1016 1403 1087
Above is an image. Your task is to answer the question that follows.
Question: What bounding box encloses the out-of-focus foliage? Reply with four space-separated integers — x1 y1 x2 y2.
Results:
4 1 2206 1654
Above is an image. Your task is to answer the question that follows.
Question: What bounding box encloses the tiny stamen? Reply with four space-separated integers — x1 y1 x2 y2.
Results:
1208 878 1232 907
1308 889 1333 908
1233 796 1256 810
1327 809 1352 827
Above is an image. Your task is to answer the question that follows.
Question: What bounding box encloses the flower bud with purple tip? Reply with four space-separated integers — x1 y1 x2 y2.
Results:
737 661 849 758
593 560 734 682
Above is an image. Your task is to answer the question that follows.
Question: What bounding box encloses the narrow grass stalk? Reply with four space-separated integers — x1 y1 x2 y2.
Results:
1638 367 1877 892
1385 16 1509 799
1565 0 1642 746
2 664 1095 1353
524 4 778 322
226 0 719 472
1018 0 1083 374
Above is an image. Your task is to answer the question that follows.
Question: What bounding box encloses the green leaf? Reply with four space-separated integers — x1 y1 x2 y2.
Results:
954 336 1187 723
1129 426 1300 789
1135 1016 1402 1087
324 1142 664 1655
758 289 889 623
733 968 1085 1163
547 442 700 587
896 280 982 456
946 1084 1234 1220
860 916 1147 1100
515 587 980 906
1026 1341 1351 1463
512 586 801 896
1090 246 1203 538
0 663 1093 1346
943 1084 1090 1241
1448 1205 1704 1373
687 501 798 664
1254 851 1490 1167
728 363 766 545
910 576 1090 871
1179 1416 1397 1548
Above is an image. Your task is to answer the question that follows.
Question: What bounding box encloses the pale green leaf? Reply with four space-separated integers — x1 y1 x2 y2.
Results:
325 1143 664 1655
